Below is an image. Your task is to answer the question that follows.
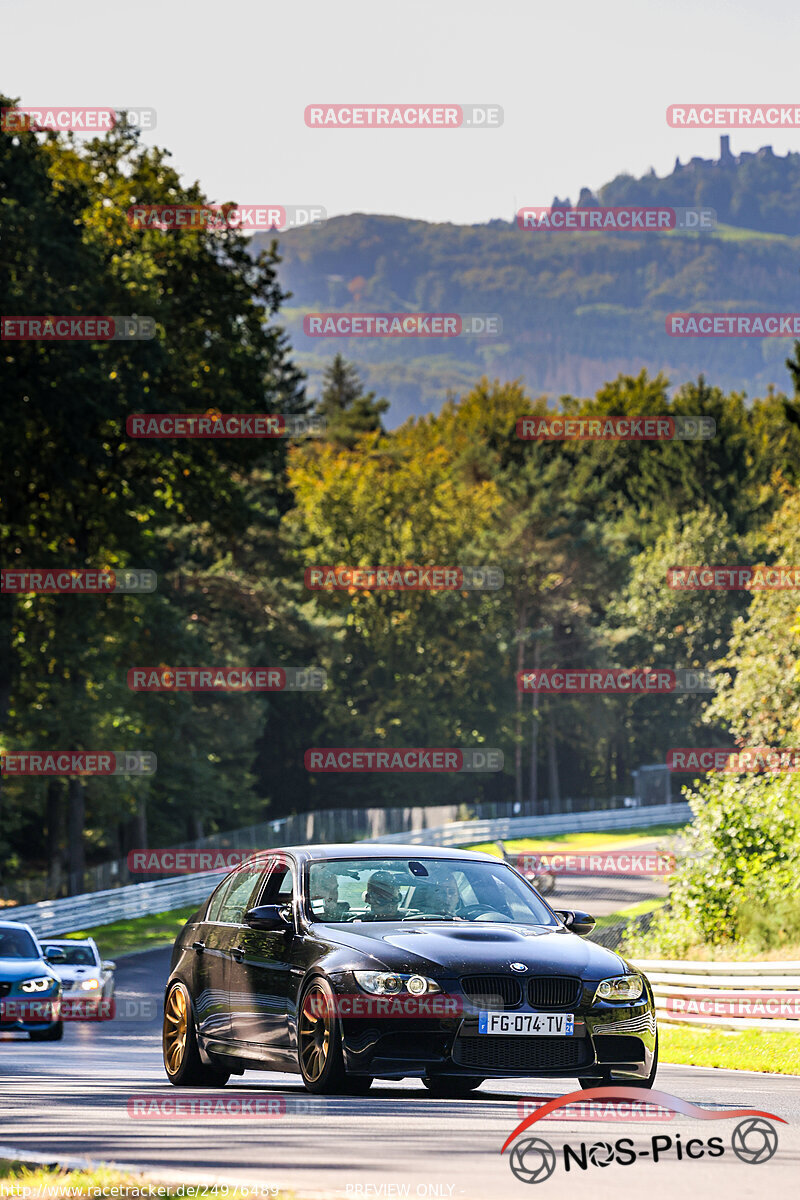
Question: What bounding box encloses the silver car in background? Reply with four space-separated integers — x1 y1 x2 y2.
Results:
39 938 115 1018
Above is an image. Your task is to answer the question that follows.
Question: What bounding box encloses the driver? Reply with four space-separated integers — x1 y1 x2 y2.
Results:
363 870 401 920
311 869 350 921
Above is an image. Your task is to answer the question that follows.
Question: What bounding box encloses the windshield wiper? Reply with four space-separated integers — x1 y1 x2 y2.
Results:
401 913 465 922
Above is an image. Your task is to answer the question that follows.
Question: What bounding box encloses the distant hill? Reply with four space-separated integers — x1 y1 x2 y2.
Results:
254 138 800 423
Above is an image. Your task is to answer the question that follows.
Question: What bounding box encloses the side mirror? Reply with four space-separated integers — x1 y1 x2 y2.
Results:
101 960 116 972
244 904 293 932
43 946 66 962
555 910 596 937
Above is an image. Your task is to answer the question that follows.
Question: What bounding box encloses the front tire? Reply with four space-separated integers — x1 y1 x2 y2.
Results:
298 978 358 1094
29 1021 63 1042
422 1076 484 1097
163 981 229 1087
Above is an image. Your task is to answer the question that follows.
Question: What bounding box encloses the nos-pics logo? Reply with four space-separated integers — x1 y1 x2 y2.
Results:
503 1088 783 1183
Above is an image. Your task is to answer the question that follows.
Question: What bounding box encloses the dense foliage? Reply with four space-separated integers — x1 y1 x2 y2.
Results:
3 105 800 923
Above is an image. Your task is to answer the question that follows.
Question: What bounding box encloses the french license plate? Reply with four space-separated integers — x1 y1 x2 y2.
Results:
477 1011 574 1036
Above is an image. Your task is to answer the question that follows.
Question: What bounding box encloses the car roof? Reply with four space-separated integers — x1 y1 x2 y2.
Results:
41 938 96 946
259 844 500 863
0 919 38 935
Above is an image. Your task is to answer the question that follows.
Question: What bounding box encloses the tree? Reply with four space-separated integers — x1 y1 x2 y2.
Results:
0 98 307 889
315 354 388 448
704 489 800 747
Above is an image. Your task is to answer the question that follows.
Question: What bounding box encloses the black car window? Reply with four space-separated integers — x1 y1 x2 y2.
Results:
42 945 96 965
207 862 265 924
258 860 294 905
0 928 39 958
305 859 559 924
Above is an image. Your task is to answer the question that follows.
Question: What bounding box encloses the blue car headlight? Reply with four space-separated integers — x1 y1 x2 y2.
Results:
593 974 644 1003
20 977 57 993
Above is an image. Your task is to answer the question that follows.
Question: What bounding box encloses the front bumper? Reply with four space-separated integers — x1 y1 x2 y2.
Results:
337 986 657 1081
0 996 61 1033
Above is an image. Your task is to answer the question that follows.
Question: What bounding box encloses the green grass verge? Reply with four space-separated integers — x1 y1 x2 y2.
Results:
0 1161 292 1197
466 823 687 856
660 1025 800 1075
60 906 197 959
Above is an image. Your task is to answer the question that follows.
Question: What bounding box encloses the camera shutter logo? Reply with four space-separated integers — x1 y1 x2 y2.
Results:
508 1136 556 1184
731 1117 779 1164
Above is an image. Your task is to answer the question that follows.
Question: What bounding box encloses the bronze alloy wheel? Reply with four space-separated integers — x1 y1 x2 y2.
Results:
299 984 332 1083
163 983 189 1076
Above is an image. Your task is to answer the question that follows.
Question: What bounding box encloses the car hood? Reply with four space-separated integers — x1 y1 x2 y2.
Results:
316 921 627 978
50 965 99 981
0 956 57 982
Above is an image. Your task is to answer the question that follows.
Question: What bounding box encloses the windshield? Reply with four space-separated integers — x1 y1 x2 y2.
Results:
306 858 560 925
42 944 97 966
0 927 40 959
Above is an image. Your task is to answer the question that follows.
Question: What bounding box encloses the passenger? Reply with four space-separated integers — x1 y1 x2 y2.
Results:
431 873 465 917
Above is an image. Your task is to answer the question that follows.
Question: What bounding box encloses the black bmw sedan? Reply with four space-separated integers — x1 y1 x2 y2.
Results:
162 845 657 1095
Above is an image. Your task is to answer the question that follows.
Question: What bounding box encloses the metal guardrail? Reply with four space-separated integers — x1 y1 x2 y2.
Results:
9 872 230 940
632 958 800 1031
5 794 655 904
365 802 692 845
8 803 690 938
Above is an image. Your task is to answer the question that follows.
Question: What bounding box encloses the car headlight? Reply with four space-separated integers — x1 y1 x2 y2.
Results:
20 977 56 993
80 978 101 991
593 974 644 1003
353 971 442 996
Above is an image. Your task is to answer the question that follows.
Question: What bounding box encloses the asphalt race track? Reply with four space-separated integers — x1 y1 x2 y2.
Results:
1 948 797 1199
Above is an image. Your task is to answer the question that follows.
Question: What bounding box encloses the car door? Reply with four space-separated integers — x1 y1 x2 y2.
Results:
227 855 297 1052
192 860 267 1042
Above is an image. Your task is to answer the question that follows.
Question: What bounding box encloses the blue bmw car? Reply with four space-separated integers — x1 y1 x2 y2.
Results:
0 920 64 1040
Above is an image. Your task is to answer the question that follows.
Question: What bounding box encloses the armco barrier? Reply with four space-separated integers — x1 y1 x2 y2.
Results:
9 802 690 938
6 794 657 904
9 872 230 939
632 958 800 1031
363 801 691 845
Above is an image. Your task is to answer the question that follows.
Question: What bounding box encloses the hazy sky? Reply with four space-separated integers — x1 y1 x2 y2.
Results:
2 0 799 225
